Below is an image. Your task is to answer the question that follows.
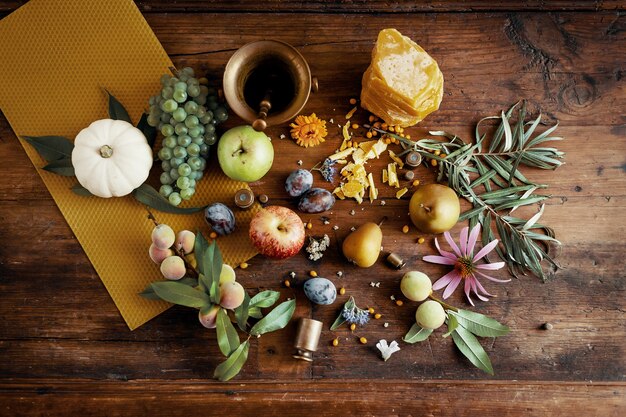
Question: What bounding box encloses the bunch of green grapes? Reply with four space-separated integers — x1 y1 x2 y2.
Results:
146 67 229 206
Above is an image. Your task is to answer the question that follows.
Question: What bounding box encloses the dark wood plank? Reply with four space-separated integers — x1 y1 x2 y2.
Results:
1 1 625 15
0 380 624 417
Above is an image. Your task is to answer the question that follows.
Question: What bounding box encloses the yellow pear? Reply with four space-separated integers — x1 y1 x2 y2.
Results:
342 222 383 268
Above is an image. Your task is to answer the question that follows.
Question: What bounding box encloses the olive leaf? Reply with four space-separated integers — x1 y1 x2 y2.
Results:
451 326 494 375
43 158 75 176
234 293 251 332
402 323 433 343
140 277 198 300
71 184 93 197
106 90 132 124
249 299 296 336
249 290 280 309
149 281 210 308
442 313 459 338
248 307 263 319
214 340 249 382
216 308 240 357
131 184 204 214
23 135 74 162
206 241 222 305
194 232 212 293
449 309 510 338
136 112 157 148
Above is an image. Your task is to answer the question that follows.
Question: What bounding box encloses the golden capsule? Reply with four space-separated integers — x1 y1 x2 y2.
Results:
351 123 359 129
284 279 291 288
359 337 367 344
434 150 441 156
431 159 438 167
309 270 318 277
209 232 218 239
374 313 382 319
239 262 249 269
332 338 339 346
350 323 356 331
402 225 410 234
412 179 420 187
396 300 404 306
368 115 376 123
349 98 357 105
368 307 375 314
366 131 373 138
417 237 425 244
339 287 346 295
306 222 313 230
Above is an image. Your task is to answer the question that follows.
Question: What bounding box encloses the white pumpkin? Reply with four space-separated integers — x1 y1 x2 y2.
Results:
72 119 153 198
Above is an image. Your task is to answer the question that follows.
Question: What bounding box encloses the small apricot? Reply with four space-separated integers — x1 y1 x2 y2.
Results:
149 243 173 264
175 230 195 254
151 224 175 250
219 281 245 309
198 305 220 329
218 264 237 285
160 255 186 280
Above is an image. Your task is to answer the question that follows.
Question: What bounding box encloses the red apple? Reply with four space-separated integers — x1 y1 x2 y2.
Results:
249 206 305 259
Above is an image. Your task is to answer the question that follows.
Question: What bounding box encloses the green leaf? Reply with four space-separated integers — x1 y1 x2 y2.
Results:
402 323 433 343
330 296 355 331
248 307 263 319
214 340 249 382
234 293 250 332
249 290 280 309
150 281 210 308
459 206 485 222
443 312 459 338
451 326 494 375
501 110 513 151
494 195 549 211
23 135 74 162
43 157 75 176
106 90 132 123
450 310 510 337
71 184 93 197
206 240 222 305
194 232 211 290
216 308 240 357
140 277 198 300
522 204 545 231
132 183 205 214
249 299 296 336
136 112 157 148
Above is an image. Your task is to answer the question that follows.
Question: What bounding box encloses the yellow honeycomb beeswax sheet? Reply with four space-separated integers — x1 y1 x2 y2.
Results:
0 0 259 330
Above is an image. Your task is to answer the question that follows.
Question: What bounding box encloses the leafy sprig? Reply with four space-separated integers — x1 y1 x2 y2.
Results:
140 229 295 381
368 101 564 280
22 91 205 215
402 296 510 375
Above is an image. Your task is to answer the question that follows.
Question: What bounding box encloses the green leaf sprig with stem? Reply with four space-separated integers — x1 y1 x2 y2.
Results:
402 294 509 375
366 101 565 280
140 212 295 381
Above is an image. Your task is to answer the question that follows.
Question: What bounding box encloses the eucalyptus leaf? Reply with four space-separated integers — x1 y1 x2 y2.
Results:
249 290 280 309
150 281 210 308
132 183 205 214
23 135 74 162
106 90 132 123
402 323 433 343
71 184 93 197
216 308 240 357
450 309 510 337
234 293 251 332
214 340 249 382
43 158 75 176
451 326 494 375
249 299 296 336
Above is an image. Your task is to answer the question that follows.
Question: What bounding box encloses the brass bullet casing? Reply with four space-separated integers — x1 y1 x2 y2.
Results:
234 189 255 209
293 318 323 362
405 151 422 167
386 252 406 269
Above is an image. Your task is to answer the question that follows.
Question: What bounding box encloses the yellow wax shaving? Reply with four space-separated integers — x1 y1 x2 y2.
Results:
388 162 399 187
396 187 408 199
367 173 378 202
388 150 404 168
382 169 388 184
329 148 355 161
345 106 358 119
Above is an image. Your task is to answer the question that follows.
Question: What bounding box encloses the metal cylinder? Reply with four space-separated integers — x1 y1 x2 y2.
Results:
386 252 406 269
293 318 323 362
405 151 422 167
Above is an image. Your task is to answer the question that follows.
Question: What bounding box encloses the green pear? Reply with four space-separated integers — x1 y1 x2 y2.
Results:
342 222 383 268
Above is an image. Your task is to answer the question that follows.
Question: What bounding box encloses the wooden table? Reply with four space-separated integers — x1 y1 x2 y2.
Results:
0 1 624 415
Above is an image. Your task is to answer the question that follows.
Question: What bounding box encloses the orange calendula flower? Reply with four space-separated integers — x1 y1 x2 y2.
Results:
290 113 328 148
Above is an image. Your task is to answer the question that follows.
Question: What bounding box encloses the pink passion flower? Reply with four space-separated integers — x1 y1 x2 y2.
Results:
423 224 510 305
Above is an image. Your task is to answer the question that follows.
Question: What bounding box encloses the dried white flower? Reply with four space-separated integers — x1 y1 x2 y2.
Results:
375 282 380 288
289 271 296 278
350 209 356 216
336 271 343 277
330 118 334 124
376 340 400 361
297 160 303 166
380 200 386 206
306 234 330 261
383 322 389 328
280 134 286 139
350 226 356 232
323 219 330 225
390 295 396 301
370 282 376 287
332 225 339 231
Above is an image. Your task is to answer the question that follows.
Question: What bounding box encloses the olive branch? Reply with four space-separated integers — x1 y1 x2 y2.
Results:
368 101 565 281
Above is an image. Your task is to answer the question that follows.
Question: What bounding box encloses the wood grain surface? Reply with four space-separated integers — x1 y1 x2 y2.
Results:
0 2 625 416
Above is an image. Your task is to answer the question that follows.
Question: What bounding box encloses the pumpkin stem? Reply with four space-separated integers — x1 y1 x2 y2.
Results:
100 145 113 158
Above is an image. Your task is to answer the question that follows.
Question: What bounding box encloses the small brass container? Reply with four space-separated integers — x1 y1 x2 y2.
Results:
234 188 254 209
386 252 407 269
293 318 323 362
223 40 317 131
